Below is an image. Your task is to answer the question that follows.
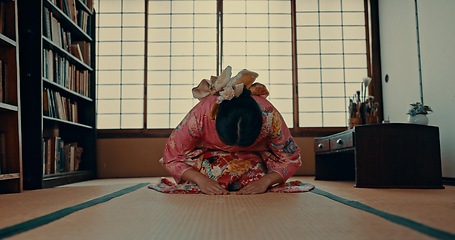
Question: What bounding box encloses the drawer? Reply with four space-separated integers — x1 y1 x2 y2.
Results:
329 132 354 151
314 139 330 153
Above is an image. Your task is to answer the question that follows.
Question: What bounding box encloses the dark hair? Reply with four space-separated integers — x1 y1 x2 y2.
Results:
216 87 262 147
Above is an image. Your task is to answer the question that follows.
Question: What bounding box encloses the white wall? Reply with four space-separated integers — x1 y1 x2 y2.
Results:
379 0 455 178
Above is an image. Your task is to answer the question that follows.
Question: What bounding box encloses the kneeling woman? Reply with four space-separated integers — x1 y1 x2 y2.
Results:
160 67 302 195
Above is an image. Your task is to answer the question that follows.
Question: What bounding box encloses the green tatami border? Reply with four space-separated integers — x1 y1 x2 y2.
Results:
311 188 455 240
0 183 149 239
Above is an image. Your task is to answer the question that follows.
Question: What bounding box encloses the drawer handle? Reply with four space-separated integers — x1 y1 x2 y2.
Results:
336 139 343 145
318 143 324 149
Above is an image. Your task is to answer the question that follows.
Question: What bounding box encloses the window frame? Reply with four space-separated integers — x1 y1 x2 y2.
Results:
96 0 382 138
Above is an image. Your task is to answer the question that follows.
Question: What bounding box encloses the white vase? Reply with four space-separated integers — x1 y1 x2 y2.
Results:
407 114 429 125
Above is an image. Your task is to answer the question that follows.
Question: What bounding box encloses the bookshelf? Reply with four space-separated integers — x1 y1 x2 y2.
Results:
18 0 96 189
0 0 22 193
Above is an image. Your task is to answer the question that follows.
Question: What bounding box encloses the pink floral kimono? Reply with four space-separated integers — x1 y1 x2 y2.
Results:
149 67 314 194
149 95 313 193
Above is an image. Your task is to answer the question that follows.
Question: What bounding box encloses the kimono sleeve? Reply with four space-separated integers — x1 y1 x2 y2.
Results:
264 108 302 183
160 103 205 183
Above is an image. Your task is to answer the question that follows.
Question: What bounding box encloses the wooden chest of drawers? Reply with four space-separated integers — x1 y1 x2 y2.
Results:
314 130 354 153
314 123 443 188
314 129 356 181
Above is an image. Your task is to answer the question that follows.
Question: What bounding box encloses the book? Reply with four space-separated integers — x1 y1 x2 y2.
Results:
54 91 64 120
61 0 70 18
70 43 84 62
76 9 89 32
42 125 60 175
86 0 93 12
74 147 83 171
43 88 50 116
43 8 51 38
63 143 70 172
49 136 61 174
50 12 62 47
67 0 77 23
69 143 77 171
48 88 57 118
57 138 64 173
44 138 51 174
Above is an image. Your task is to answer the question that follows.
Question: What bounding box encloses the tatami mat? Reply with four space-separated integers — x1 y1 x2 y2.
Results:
1 177 454 240
302 177 455 235
0 183 139 229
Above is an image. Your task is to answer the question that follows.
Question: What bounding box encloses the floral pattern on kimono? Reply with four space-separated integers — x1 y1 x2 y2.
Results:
149 177 315 194
160 95 302 189
198 151 266 191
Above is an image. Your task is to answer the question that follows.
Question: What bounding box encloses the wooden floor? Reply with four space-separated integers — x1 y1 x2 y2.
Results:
0 176 454 240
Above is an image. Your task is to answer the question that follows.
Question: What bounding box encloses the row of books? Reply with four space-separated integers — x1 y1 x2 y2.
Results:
43 88 79 123
72 40 91 66
76 8 91 33
43 48 90 97
0 132 6 174
54 0 78 23
49 0 92 34
44 8 67 51
0 59 7 103
42 136 83 175
44 7 91 65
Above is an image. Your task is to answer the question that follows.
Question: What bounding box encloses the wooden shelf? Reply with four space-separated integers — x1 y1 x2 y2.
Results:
43 116 93 129
0 173 20 181
43 170 95 188
43 78 93 102
0 34 16 47
0 0 23 194
0 102 18 112
18 0 96 190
